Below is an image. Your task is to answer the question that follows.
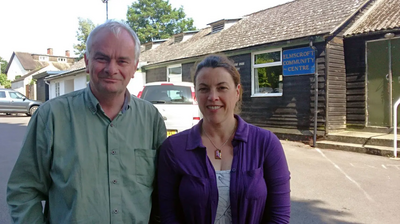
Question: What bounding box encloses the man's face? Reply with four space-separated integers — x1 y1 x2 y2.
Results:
84 28 138 97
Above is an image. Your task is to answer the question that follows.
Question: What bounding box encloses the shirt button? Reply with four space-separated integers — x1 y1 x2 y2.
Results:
112 180 117 184
111 150 116 155
113 209 118 214
110 123 113 127
232 168 236 172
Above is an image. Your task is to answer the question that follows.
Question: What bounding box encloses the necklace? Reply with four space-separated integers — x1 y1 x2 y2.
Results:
203 124 236 160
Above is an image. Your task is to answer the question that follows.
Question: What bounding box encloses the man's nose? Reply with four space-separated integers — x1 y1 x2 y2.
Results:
105 60 118 75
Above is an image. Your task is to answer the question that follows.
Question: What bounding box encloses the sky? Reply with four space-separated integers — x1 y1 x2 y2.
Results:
0 0 292 62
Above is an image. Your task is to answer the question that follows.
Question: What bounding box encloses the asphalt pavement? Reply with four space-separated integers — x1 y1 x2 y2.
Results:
1 115 399 224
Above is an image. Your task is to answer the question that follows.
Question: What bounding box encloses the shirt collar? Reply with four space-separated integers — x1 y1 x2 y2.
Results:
186 114 249 151
85 85 131 114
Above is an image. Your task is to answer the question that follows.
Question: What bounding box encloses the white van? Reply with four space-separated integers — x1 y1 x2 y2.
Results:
138 82 202 136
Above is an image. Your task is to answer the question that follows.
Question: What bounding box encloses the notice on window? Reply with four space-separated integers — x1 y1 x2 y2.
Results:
282 47 315 76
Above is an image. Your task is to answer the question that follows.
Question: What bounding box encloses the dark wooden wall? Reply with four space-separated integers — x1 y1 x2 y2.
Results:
326 37 347 131
36 78 49 102
146 67 166 83
344 37 366 127
182 62 195 82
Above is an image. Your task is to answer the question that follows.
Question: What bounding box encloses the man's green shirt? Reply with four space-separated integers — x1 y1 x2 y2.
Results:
7 86 167 223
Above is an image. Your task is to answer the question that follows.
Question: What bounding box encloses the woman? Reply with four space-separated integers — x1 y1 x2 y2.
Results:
158 54 291 223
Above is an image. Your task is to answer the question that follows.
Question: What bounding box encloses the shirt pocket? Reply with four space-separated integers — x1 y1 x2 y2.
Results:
135 148 157 187
244 167 267 200
179 174 210 208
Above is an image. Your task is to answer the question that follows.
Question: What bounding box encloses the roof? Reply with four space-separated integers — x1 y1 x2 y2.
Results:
345 0 400 36
45 58 86 81
67 58 86 71
140 0 369 66
32 71 64 80
15 52 48 70
11 68 42 83
5 51 78 74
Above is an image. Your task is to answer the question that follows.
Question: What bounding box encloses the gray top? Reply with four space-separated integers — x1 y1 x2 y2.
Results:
215 170 232 224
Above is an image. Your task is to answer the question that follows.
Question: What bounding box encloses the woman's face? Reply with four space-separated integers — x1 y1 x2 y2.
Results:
195 67 240 125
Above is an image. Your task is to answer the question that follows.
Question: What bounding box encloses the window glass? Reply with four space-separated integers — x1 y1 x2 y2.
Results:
9 92 24 99
0 91 5 98
141 85 193 104
252 49 283 96
254 66 283 94
167 65 182 82
255 51 281 64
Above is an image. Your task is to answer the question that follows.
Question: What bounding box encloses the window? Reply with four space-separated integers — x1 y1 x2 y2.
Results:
57 58 66 63
0 91 6 98
55 83 60 97
39 56 49 61
167 65 182 83
251 49 283 97
9 91 25 99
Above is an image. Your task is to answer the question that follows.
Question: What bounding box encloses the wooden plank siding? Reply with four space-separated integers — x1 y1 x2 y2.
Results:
145 67 167 83
182 63 195 82
344 37 367 127
326 37 347 131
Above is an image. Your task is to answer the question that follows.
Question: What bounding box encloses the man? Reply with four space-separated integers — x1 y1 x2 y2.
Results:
7 20 166 223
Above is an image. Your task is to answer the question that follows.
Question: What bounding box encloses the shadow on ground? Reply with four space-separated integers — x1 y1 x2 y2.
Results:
291 199 362 224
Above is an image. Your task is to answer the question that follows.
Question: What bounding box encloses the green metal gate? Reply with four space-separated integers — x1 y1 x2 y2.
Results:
367 38 400 127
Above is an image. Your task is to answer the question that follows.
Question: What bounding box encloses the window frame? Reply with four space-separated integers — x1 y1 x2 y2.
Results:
251 48 283 97
167 64 182 83
55 82 60 97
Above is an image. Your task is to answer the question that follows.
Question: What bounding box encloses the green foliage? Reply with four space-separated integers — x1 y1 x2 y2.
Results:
0 57 8 74
30 79 37 85
126 0 196 44
15 75 21 79
0 73 11 88
73 17 96 59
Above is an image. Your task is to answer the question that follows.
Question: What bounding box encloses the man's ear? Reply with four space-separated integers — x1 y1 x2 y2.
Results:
84 54 89 73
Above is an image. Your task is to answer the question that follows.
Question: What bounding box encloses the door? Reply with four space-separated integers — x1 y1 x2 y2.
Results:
9 91 29 112
367 38 400 127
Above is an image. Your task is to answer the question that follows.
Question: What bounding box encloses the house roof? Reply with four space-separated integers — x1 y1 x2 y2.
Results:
140 0 369 66
45 58 86 81
5 51 78 74
11 68 42 83
344 0 400 36
67 58 86 71
32 71 64 80
14 52 48 70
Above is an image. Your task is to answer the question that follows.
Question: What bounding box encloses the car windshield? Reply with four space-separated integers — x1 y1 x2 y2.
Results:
141 85 193 104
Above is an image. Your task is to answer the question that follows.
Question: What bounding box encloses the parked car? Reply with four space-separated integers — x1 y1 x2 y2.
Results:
138 82 202 136
0 88 42 116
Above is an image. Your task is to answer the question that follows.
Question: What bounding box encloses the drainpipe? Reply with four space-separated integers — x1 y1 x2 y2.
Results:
310 38 318 147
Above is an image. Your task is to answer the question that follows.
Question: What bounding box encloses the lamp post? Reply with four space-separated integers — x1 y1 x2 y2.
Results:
102 0 109 20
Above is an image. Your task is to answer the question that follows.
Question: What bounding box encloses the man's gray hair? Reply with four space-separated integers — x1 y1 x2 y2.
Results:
85 20 141 63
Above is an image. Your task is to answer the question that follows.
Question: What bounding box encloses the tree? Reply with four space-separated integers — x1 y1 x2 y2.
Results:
126 0 196 44
73 17 96 59
0 74 11 89
0 57 8 74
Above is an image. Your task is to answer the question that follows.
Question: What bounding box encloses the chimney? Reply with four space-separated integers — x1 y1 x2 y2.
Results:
65 50 70 57
47 48 53 55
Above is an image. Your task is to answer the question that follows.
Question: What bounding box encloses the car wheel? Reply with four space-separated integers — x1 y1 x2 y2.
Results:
28 106 39 116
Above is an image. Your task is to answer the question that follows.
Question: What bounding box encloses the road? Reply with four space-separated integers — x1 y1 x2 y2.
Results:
0 115 399 223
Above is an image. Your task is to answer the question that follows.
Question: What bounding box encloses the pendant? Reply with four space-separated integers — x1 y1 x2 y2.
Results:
215 149 222 160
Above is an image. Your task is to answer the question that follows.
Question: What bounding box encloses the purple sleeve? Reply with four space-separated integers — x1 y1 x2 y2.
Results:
157 138 184 223
262 133 291 223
